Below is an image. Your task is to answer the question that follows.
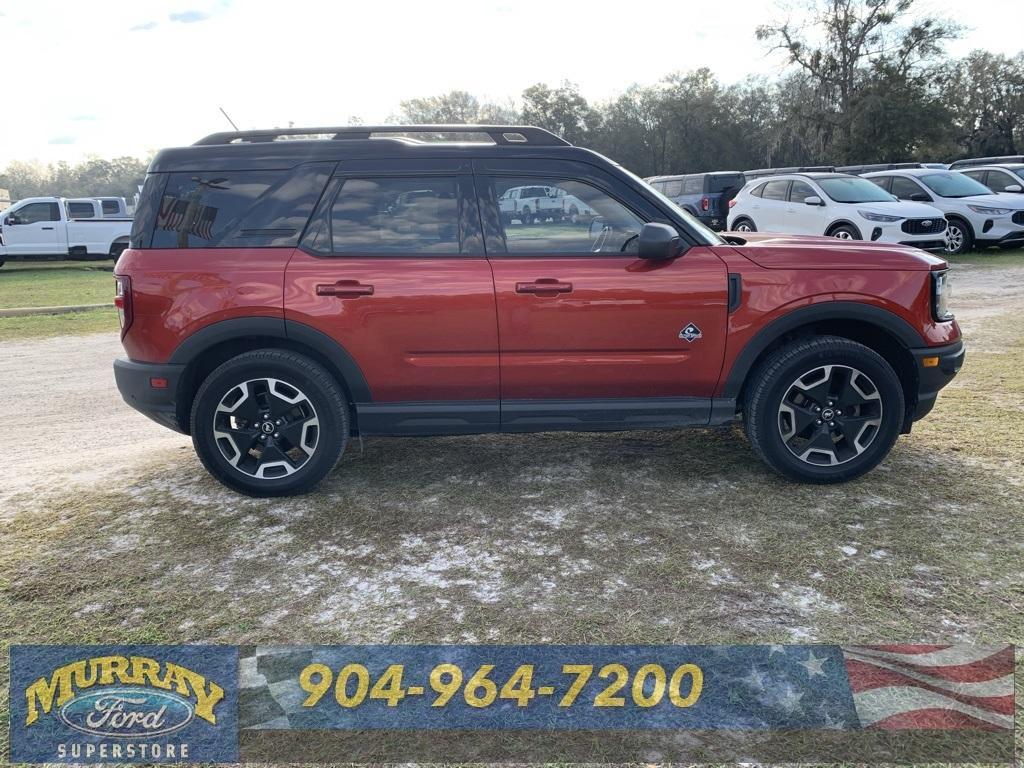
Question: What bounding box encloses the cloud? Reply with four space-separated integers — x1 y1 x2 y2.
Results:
130 20 158 31
169 10 211 23
48 136 77 145
70 115 97 122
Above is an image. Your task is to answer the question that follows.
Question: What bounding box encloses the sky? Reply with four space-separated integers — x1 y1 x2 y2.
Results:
0 0 1021 166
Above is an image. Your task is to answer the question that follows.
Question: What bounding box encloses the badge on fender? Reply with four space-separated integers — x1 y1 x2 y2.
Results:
679 323 703 342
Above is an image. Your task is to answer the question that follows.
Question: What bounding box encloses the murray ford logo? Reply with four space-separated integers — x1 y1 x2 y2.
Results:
57 688 194 738
24 655 225 735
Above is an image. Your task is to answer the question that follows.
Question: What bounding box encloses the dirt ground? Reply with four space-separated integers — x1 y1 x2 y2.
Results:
1 258 1023 762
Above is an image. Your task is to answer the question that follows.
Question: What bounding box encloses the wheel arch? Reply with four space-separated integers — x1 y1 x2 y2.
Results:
723 302 924 431
945 213 975 239
825 219 862 238
168 317 370 434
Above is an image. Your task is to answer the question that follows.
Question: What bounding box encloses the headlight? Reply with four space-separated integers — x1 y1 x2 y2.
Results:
966 204 1014 215
858 210 904 222
932 271 953 322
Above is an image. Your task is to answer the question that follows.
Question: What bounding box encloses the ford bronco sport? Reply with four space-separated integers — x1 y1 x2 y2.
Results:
113 125 964 496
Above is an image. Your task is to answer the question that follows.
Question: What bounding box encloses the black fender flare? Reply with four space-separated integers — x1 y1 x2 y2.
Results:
168 316 372 402
721 301 925 399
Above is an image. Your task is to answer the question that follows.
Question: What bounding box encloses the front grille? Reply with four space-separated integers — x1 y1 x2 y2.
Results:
902 218 947 235
1012 211 1024 225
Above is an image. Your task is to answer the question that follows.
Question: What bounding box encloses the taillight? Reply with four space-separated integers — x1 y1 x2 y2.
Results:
728 198 737 208
114 275 133 335
701 196 710 212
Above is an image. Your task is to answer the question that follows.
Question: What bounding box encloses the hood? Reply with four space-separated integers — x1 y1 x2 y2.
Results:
727 232 947 271
963 192 1024 210
855 200 944 218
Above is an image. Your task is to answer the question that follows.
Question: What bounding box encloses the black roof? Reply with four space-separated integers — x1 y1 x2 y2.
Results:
151 125 588 173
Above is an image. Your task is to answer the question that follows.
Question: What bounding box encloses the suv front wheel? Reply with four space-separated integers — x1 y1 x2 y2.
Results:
190 350 349 496
743 336 904 483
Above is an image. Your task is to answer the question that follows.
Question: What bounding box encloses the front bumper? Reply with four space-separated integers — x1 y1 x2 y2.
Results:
113 358 187 433
909 339 965 423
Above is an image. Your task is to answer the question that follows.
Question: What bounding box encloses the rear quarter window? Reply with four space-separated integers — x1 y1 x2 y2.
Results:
148 163 333 249
707 174 744 193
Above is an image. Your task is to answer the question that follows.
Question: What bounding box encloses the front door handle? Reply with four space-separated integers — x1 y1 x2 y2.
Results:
515 278 573 295
316 280 374 297
41 226 55 230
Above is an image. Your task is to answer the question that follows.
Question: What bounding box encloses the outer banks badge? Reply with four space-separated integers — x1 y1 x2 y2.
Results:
10 645 238 763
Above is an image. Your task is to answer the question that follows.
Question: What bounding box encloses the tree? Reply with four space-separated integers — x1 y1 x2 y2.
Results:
944 51 1024 157
757 0 959 160
396 91 482 123
520 82 600 145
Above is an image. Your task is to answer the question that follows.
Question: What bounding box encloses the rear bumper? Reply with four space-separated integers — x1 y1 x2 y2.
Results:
909 339 965 422
113 358 187 433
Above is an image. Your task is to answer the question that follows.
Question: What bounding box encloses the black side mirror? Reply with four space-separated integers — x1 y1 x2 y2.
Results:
1 216 9 226
638 222 682 260
910 192 931 202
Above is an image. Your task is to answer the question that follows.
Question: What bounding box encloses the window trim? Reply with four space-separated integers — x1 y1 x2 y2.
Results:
478 173 651 259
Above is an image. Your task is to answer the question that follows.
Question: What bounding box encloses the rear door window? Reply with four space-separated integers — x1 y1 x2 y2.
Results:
761 180 790 201
101 200 120 215
67 201 96 218
663 180 683 196
330 177 463 254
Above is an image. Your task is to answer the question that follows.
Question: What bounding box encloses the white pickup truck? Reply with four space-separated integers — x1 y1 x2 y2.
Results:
498 184 596 225
0 197 132 265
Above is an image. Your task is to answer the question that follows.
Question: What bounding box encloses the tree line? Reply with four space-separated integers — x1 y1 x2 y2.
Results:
2 0 1022 199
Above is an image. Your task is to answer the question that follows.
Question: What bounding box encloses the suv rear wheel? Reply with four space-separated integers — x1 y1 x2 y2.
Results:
743 336 904 483
190 350 349 496
732 217 756 232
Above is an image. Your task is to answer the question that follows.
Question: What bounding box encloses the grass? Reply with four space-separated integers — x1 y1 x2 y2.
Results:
0 260 114 309
0 307 118 341
945 246 1024 268
1 256 1022 765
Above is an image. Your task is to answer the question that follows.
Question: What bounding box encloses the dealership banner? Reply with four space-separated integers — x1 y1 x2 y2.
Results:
9 644 1013 763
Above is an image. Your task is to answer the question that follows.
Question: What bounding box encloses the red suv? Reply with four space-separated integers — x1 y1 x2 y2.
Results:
113 125 964 496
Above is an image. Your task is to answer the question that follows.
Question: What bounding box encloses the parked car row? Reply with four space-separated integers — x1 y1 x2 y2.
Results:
646 156 1024 254
0 196 133 265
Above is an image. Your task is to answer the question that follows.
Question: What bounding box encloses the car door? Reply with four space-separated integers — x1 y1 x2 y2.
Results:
783 180 826 234
2 202 64 255
284 159 501 433
475 159 729 430
756 179 791 232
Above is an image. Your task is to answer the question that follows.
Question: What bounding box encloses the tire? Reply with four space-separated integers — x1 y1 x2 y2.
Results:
743 336 904 484
190 350 349 497
732 217 756 232
520 207 533 225
110 242 127 260
943 217 973 255
828 223 861 240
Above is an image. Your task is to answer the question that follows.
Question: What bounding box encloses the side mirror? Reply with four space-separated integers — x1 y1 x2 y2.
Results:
910 192 931 202
638 222 681 260
1 216 9 226
1004 184 1022 193
804 196 824 206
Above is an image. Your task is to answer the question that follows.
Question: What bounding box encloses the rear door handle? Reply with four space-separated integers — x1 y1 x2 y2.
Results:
316 280 374 297
515 278 573 295
41 226 55 230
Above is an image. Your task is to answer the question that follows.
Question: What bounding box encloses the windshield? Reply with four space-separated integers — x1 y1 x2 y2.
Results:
919 172 992 198
818 176 896 203
612 164 724 245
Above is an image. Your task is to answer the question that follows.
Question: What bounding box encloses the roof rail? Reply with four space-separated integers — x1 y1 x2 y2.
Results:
194 125 571 147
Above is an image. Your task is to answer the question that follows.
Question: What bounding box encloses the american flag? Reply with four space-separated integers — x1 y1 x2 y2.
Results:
156 195 188 230
842 644 1013 730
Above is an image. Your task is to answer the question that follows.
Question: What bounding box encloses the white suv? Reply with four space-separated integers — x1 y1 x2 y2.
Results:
955 164 1024 196
727 173 948 250
863 169 1024 254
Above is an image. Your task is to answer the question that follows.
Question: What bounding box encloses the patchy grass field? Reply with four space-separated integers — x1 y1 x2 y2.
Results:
0 306 117 341
0 256 1022 764
0 260 114 308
